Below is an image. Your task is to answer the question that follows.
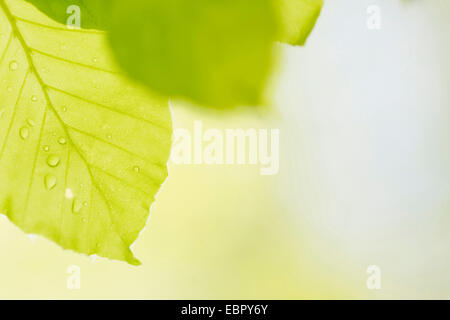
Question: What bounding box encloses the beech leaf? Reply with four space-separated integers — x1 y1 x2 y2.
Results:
0 0 172 265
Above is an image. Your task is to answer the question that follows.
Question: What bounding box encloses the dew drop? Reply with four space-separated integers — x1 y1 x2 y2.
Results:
65 188 74 199
19 127 29 140
27 119 35 127
107 134 112 140
47 155 60 167
72 199 83 214
92 57 98 63
62 106 68 112
58 137 67 145
44 174 57 190
43 145 50 152
31 95 38 102
83 201 88 207
133 166 140 173
82 217 87 223
9 61 18 71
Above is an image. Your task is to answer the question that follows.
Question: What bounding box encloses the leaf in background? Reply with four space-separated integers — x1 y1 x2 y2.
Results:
25 0 323 109
107 0 279 109
0 0 172 265
277 0 323 45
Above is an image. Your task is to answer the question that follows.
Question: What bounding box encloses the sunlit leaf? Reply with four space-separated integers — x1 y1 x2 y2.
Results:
0 0 172 264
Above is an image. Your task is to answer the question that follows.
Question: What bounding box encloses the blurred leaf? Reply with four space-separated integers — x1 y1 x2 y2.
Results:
278 0 323 45
108 0 279 109
25 0 323 109
0 0 172 264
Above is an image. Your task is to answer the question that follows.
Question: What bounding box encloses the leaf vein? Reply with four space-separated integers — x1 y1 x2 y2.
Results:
90 164 152 197
66 124 165 169
59 147 70 243
0 31 12 65
13 15 103 34
0 69 29 160
47 85 171 132
23 106 48 216
30 47 118 75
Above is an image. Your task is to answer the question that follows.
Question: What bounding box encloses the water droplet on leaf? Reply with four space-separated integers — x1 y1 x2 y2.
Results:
72 199 82 214
47 155 60 167
65 188 74 199
19 127 29 140
44 174 57 190
9 61 18 71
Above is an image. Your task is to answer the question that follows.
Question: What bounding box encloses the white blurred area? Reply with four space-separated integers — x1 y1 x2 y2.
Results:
276 0 450 298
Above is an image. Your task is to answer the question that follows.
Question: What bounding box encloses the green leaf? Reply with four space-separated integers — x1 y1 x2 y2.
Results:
277 0 323 45
107 0 279 109
0 0 172 265
25 0 323 109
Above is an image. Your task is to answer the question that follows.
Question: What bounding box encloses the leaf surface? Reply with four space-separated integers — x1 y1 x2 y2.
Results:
0 0 172 265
